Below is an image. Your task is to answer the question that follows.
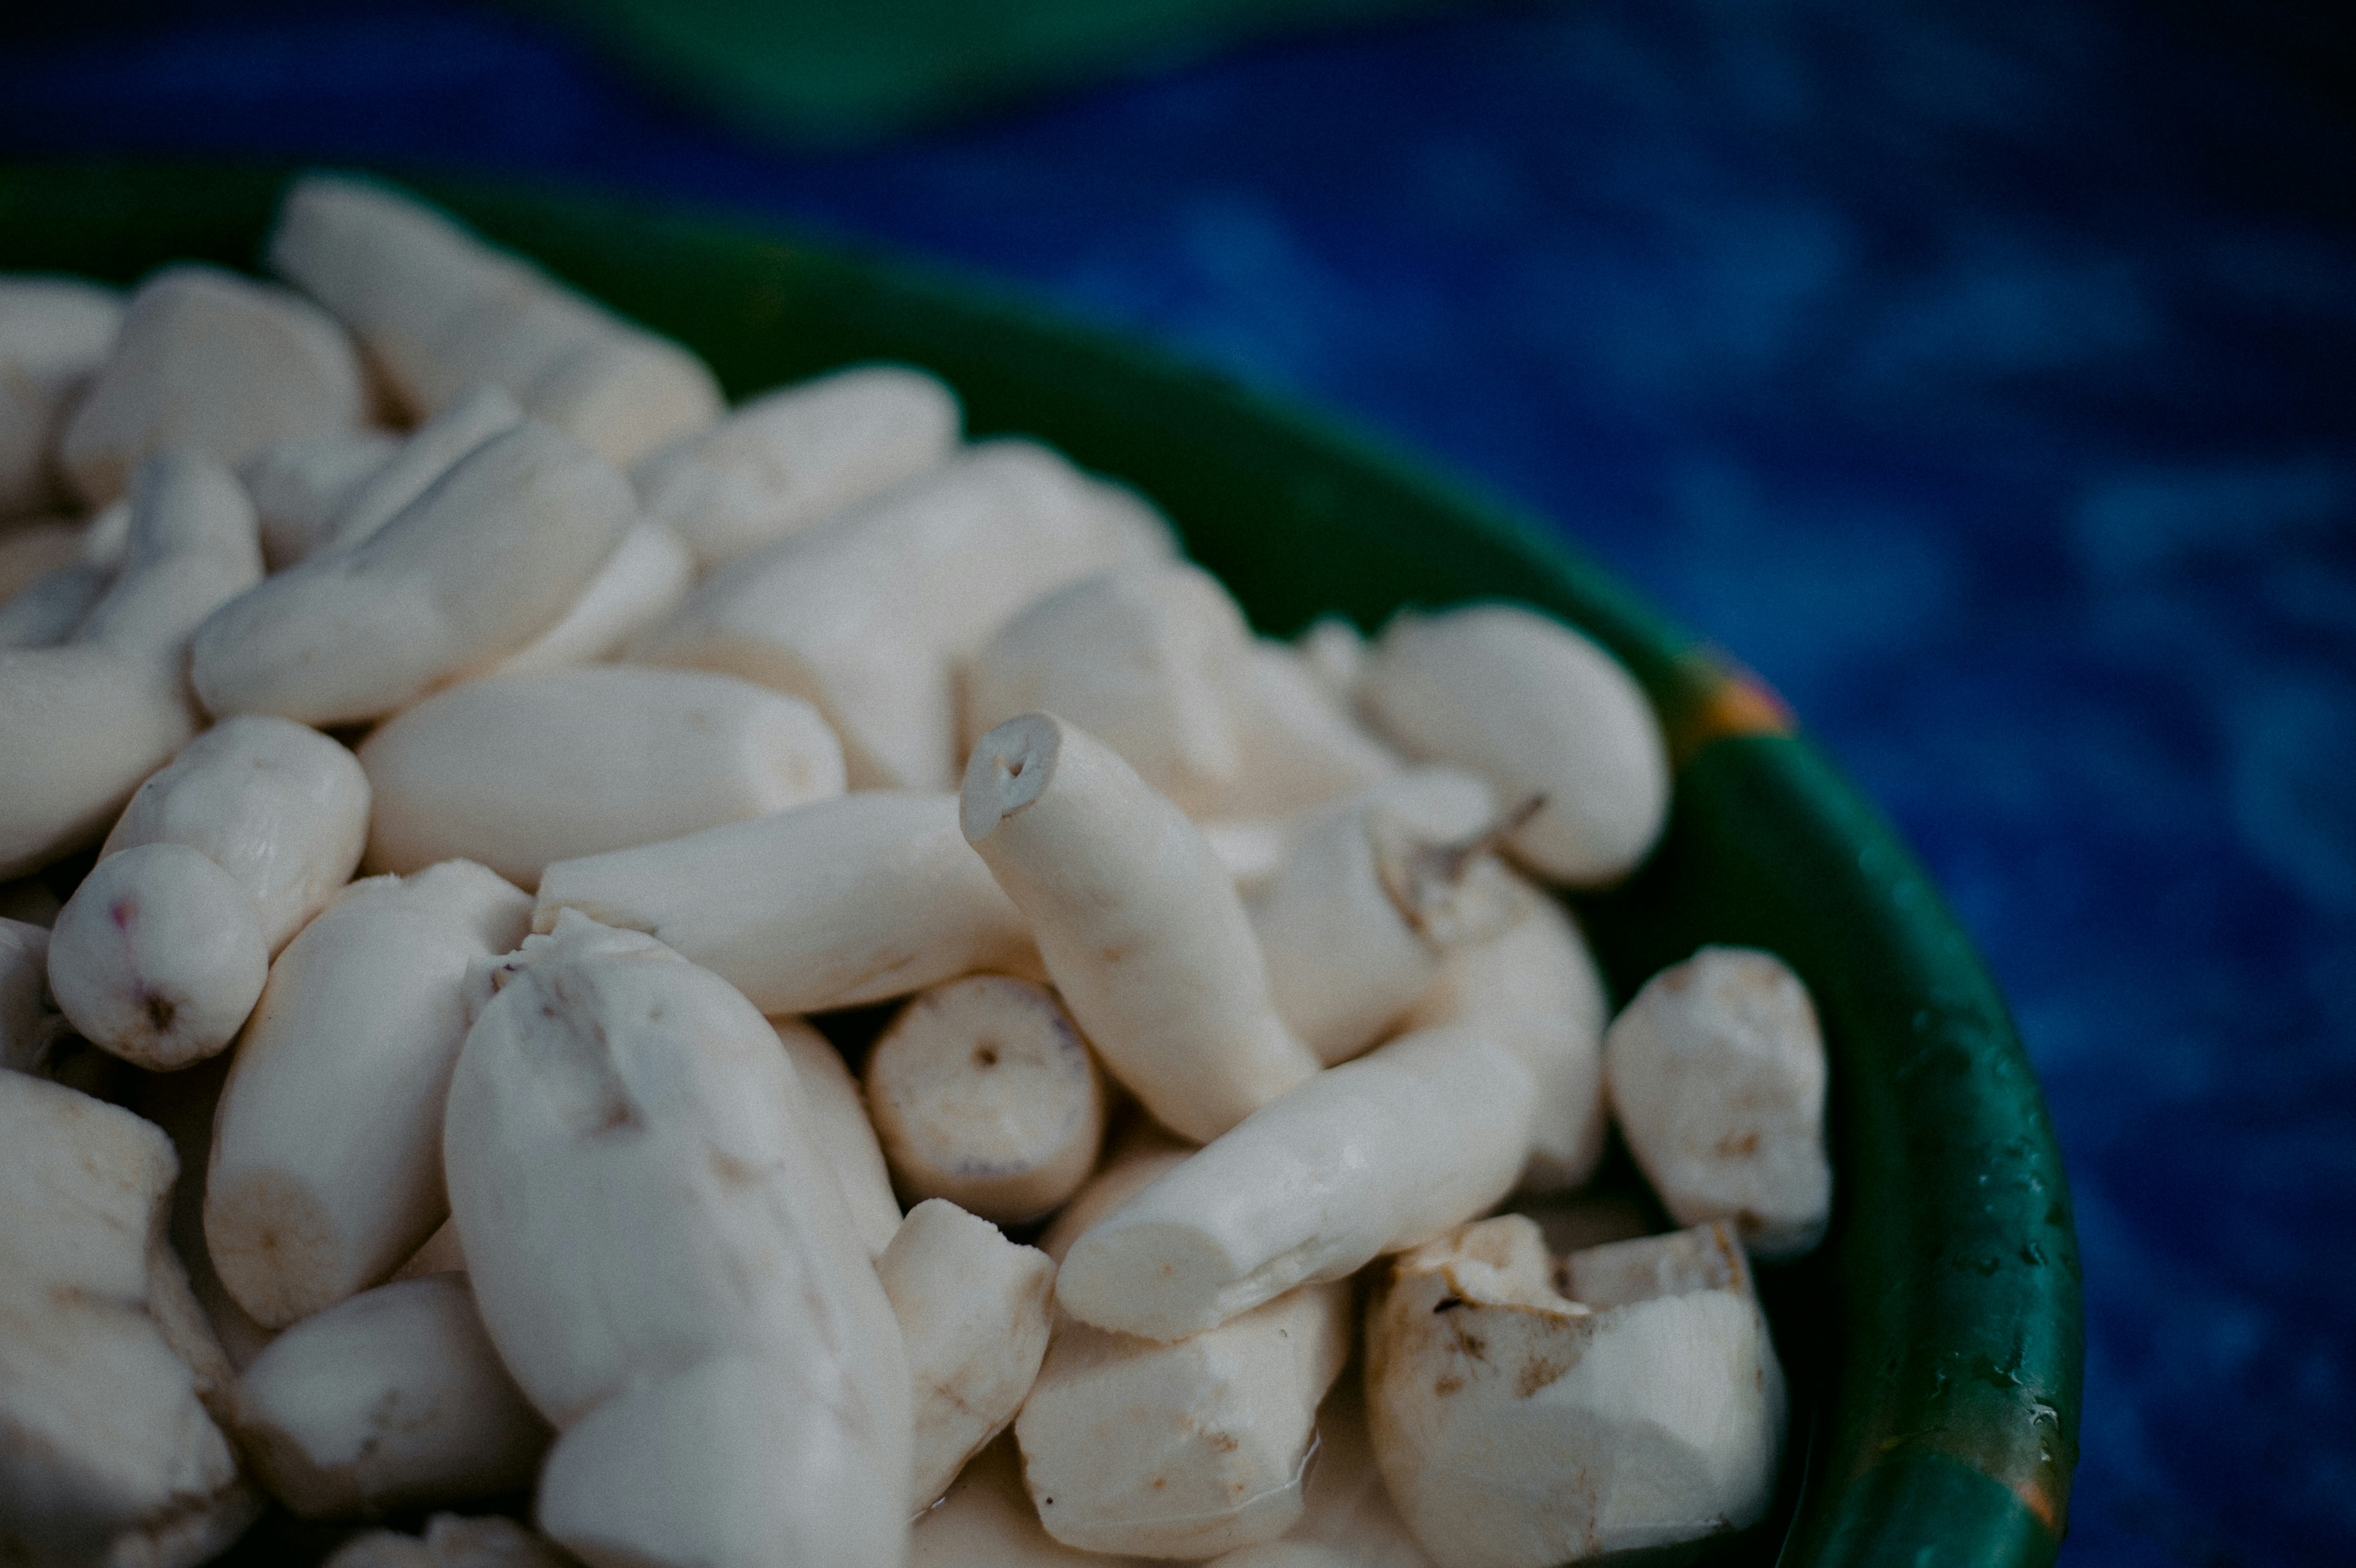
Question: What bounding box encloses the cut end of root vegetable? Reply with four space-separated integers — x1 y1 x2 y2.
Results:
960 712 1061 843
204 1165 345 1330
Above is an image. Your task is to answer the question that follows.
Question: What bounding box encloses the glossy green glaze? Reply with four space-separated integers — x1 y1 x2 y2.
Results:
0 163 2082 1566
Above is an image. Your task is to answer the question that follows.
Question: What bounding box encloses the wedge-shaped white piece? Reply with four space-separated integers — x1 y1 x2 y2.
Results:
1362 603 1669 887
233 1273 551 1518
771 1019 901 1259
1207 1376 1435 1568
59 263 365 507
0 1069 262 1568
963 559 1250 815
242 428 402 569
1036 1119 1197 1266
962 713 1318 1143
1056 1024 1533 1342
190 420 636 726
1367 1216 1785 1568
328 1514 578 1568
206 861 533 1328
360 667 842 889
1211 639 1401 818
100 713 373 953
269 175 722 466
635 364 961 567
491 521 693 676
0 279 121 516
1016 1280 1350 1559
1251 766 1529 1066
0 453 263 878
1398 878 1610 1193
1604 946 1832 1261
47 843 270 1072
911 1435 1153 1568
879 1199 1056 1510
0 518 87 607
642 439 1171 788
538 1352 906 1568
445 915 912 1457
0 560 109 648
866 975 1105 1224
317 385 525 558
535 790 1040 1014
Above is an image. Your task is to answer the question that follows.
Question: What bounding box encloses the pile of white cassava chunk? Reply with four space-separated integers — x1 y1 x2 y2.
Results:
0 175 1836 1568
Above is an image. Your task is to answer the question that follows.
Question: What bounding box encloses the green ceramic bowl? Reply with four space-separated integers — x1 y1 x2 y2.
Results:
0 163 2082 1568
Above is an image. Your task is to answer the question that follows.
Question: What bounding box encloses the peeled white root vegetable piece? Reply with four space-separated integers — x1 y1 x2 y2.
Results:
535 790 1040 1014
634 363 962 568
771 1018 901 1259
642 438 1171 789
47 843 270 1072
1250 766 1529 1066
232 1273 551 1518
328 1514 578 1568
1056 1024 1534 1342
962 559 1251 815
910 1435 1152 1568
189 419 637 727
1212 638 1402 818
268 174 722 466
59 263 366 507
1603 946 1832 1261
316 386 525 559
1398 877 1611 1193
2 916 71 1077
878 1198 1056 1509
446 914 911 1437
1016 1280 1351 1559
122 1056 280 1373
0 452 264 879
866 975 1106 1224
0 1069 262 1568
0 278 121 516
538 1354 905 1568
491 520 694 676
242 428 402 569
360 666 844 888
1204 1377 1434 1568
206 861 534 1329
961 713 1318 1143
1036 1120 1196 1266
1366 1216 1784 1568
1361 602 1669 887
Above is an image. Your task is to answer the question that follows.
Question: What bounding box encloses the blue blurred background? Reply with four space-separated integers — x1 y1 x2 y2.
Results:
4 1 2350 1562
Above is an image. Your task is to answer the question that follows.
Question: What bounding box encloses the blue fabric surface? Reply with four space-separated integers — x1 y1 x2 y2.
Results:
4 3 2351 1562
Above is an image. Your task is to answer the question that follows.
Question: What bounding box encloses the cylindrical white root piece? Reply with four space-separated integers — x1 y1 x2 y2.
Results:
0 279 122 516
911 1435 1154 1568
242 428 402 569
0 518 87 604
491 521 694 676
770 1019 901 1259
634 364 962 568
206 861 534 1328
1398 880 1610 1193
446 914 912 1450
268 175 722 466
360 667 844 889
46 843 271 1071
962 560 1250 815
1361 603 1669 887
1211 640 1402 819
535 791 1041 1014
190 420 637 726
0 453 263 879
59 263 366 507
233 1273 551 1518
0 561 109 648
1250 767 1530 1066
1603 946 1832 1261
878 1198 1056 1510
641 439 1172 789
1367 1217 1785 1568
866 976 1106 1224
1056 1024 1534 1341
100 712 373 953
316 385 525 558
0 1070 262 1568
327 1514 577 1568
1016 1281 1351 1559
1036 1119 1196 1266
537 1353 906 1568
961 713 1318 1143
